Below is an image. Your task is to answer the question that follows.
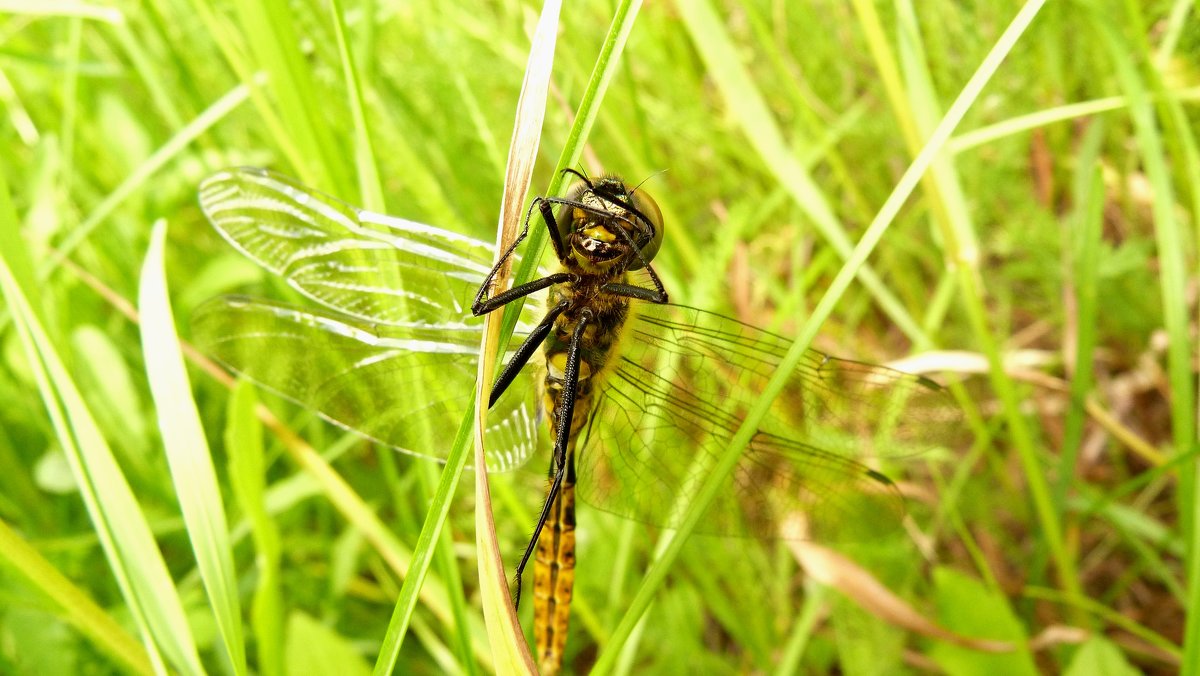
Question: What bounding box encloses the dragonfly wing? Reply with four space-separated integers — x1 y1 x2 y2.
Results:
198 167 539 331
192 295 539 472
575 303 961 542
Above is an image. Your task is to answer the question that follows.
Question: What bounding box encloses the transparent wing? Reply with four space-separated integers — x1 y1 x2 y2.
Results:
194 167 544 470
199 166 537 329
576 303 962 542
192 295 539 472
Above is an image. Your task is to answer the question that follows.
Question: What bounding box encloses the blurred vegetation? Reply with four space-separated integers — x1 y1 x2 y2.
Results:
0 0 1197 674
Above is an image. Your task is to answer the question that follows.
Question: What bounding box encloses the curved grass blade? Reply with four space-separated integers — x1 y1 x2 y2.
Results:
0 517 153 674
328 0 384 212
473 0 562 672
675 0 925 345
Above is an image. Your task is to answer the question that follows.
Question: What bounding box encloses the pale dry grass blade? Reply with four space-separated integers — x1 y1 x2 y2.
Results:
473 1 562 672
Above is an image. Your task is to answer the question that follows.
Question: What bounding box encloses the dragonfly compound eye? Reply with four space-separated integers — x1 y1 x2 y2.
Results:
556 180 594 250
625 187 663 270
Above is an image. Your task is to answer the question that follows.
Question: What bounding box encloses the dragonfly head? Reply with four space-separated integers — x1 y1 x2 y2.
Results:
557 175 663 272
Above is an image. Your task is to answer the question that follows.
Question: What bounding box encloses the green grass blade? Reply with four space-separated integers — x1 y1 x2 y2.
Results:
932 0 1080 605
374 0 564 669
1099 4 1200 671
188 0 306 172
419 461 477 675
328 0 384 211
948 87 1200 154
1056 134 1105 517
473 0 562 671
139 220 247 675
225 380 285 676
44 81 253 273
0 515 153 674
230 0 351 193
373 399 478 675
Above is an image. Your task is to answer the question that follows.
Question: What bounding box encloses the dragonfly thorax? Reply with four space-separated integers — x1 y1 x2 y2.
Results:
546 276 630 355
542 273 632 414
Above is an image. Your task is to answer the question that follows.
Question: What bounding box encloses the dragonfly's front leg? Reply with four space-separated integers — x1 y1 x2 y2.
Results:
601 281 669 304
473 197 538 312
511 308 591 609
600 253 669 303
473 196 572 315
600 211 669 304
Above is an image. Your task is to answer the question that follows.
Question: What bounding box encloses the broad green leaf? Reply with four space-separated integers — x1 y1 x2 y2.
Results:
928 568 1036 676
1063 637 1140 676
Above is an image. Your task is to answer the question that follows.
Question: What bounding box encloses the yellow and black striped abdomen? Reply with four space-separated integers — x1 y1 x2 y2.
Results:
532 445 577 674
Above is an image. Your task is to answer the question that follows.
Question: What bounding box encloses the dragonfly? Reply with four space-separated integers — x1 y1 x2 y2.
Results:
192 167 959 673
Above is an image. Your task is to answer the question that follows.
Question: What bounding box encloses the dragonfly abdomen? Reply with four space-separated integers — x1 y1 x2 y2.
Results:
534 350 594 673
532 446 577 675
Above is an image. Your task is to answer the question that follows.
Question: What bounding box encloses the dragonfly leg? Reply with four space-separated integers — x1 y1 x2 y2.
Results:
541 167 601 260
558 168 655 233
540 173 653 263
538 198 567 261
473 202 533 309
512 309 592 608
561 166 593 186
472 272 574 316
473 197 572 314
488 298 569 407
512 454 568 609
602 215 670 303
600 281 669 304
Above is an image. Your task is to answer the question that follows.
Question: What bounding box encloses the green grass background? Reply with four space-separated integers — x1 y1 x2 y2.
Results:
1 0 1198 673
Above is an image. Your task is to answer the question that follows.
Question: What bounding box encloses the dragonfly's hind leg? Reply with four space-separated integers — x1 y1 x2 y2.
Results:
512 455 568 610
511 309 591 608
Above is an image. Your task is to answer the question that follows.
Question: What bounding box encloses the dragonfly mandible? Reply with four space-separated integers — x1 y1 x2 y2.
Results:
192 167 959 673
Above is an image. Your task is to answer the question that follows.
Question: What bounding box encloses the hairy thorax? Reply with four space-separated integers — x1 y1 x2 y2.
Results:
542 263 632 436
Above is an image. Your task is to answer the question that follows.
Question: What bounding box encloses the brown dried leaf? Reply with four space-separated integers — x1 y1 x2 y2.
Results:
784 518 1013 653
